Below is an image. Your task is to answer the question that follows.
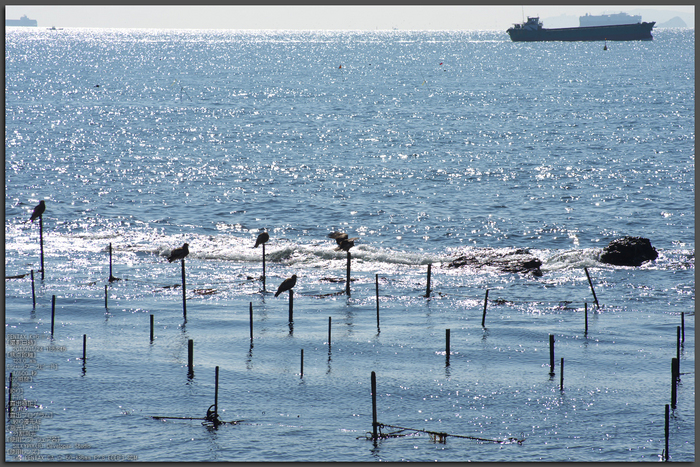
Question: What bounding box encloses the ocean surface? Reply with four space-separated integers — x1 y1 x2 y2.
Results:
4 27 694 462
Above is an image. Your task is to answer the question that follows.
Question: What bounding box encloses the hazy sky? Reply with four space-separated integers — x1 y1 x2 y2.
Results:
5 5 694 31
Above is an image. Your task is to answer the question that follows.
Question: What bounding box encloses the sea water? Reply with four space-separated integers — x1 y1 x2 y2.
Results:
4 27 694 462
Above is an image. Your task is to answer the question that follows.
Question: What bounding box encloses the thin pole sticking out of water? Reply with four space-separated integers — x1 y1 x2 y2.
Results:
375 274 380 332
664 404 670 461
150 314 154 342
82 334 87 361
482 289 489 327
300 349 304 379
328 317 331 347
676 326 681 363
681 312 685 343
288 289 294 323
671 358 678 409
249 302 253 340
371 371 378 440
584 267 600 309
39 216 45 280
188 339 194 375
262 243 266 293
584 302 588 335
7 373 12 417
346 252 351 296
560 357 564 391
214 366 219 420
549 334 555 376
104 285 108 309
31 270 36 309
109 243 113 280
445 329 450 366
51 295 56 337
425 264 431 298
181 258 187 320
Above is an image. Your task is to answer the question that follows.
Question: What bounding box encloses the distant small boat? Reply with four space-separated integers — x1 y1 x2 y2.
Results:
6 15 37 27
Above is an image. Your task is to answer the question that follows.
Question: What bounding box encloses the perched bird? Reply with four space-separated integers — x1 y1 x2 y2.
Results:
29 200 46 223
254 231 270 248
275 274 297 297
167 243 189 262
328 231 358 246
335 239 356 252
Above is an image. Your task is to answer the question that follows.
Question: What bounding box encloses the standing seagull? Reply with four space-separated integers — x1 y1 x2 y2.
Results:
28 200 46 223
167 243 189 262
254 231 270 248
275 274 297 297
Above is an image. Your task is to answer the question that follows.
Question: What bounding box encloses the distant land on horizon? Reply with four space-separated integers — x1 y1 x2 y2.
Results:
534 8 693 29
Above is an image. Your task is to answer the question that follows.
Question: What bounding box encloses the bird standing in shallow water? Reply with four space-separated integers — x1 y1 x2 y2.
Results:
29 200 46 223
275 274 297 297
168 243 189 262
254 231 269 248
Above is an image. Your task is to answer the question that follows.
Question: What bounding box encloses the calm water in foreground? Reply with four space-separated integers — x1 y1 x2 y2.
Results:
5 27 694 461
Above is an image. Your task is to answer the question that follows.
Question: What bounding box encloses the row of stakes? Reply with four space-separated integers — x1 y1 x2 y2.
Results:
12 270 688 457
14 225 689 455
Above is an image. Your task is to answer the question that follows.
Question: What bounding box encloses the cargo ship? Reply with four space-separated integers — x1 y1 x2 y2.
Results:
507 16 655 42
5 15 38 27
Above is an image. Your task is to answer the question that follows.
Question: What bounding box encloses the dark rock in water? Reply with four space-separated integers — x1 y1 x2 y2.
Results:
599 236 658 266
446 248 543 276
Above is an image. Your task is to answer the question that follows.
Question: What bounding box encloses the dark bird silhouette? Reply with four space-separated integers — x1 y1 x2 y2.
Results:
254 231 270 248
335 239 356 252
275 274 297 297
29 200 45 223
167 243 189 262
328 231 359 246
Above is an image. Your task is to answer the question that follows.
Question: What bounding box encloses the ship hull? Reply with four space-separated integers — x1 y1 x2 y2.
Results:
507 22 655 42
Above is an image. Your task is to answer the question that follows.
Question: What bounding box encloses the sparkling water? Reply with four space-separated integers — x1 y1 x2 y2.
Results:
5 27 694 462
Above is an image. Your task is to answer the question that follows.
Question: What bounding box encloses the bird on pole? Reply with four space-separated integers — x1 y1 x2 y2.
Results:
167 243 190 262
335 239 356 252
254 231 270 248
275 274 297 297
28 200 46 223
328 231 358 245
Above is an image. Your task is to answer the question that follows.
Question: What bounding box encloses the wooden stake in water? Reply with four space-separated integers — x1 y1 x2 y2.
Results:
31 270 36 309
82 334 87 361
150 314 154 341
681 312 685 343
676 326 681 363
560 357 564 390
425 264 431 298
7 373 12 417
188 339 194 374
549 334 555 376
584 267 600 309
584 302 588 335
249 302 253 340
108 243 115 281
375 274 380 332
288 289 294 323
671 358 678 409
39 215 45 280
328 317 331 347
214 366 219 420
482 289 489 327
445 329 450 366
346 252 351 296
664 404 670 461
262 243 266 292
104 285 108 309
300 349 304 378
181 258 187 320
51 295 56 336
371 371 378 440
